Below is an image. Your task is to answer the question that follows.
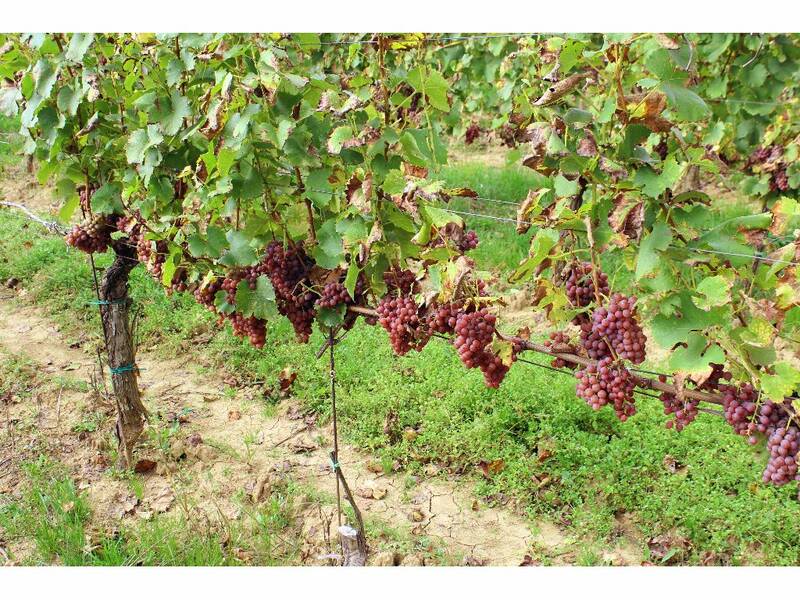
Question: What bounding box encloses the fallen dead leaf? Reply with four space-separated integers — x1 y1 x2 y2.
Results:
289 436 318 454
477 459 505 478
228 409 241 421
149 486 175 513
134 459 157 474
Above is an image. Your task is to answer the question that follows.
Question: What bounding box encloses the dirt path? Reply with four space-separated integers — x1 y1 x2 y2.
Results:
0 297 594 565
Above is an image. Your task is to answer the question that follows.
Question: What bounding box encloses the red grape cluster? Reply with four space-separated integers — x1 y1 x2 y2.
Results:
465 122 483 145
278 290 316 343
376 295 429 355
746 145 790 193
229 313 267 349
384 267 417 295
222 272 243 303
764 425 800 486
578 320 612 361
261 241 309 299
565 262 609 309
746 145 782 168
458 230 479 253
574 357 637 421
453 309 512 388
721 383 758 436
771 167 789 193
260 241 316 342
544 331 578 369
658 375 699 431
65 214 113 254
195 279 223 312
697 363 733 392
76 184 96 213
316 282 352 309
586 294 647 364
428 302 462 335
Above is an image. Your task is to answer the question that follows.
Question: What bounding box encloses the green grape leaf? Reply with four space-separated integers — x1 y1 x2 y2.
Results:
235 275 275 320
90 183 123 215
32 59 58 98
126 125 164 164
634 156 681 198
635 222 672 280
313 219 345 269
668 332 726 374
509 228 559 283
692 275 732 310
220 230 257 267
65 33 94 63
328 126 353 154
760 363 800 402
651 292 726 348
159 90 191 136
660 82 710 121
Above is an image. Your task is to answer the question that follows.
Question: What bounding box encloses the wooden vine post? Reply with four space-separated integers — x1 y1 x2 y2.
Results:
326 328 367 566
95 242 147 468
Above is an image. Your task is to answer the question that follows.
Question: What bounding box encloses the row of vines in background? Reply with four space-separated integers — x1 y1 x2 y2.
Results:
2 33 800 496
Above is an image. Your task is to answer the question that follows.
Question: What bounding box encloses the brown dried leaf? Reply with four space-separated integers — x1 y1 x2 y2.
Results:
134 459 157 474
576 130 598 157
534 71 593 106
228 409 241 421
402 163 428 179
149 486 175 513
655 34 681 49
288 436 318 454
608 194 644 246
279 367 297 392
477 459 505 478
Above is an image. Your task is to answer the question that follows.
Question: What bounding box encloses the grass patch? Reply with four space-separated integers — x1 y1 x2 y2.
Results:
0 456 301 565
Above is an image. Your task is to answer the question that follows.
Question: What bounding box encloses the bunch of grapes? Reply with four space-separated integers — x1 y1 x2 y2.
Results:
316 282 352 309
587 294 647 364
135 235 168 278
453 310 496 368
771 167 790 193
166 268 191 296
565 262 609 309
427 302 462 335
221 272 244 303
544 331 578 369
746 145 782 168
465 122 483 145
194 279 223 312
228 313 267 349
753 399 793 438
721 383 758 436
697 363 733 392
578 320 612 361
278 290 316 343
384 267 417 295
260 241 317 342
261 241 309 299
452 309 513 388
77 184 96 213
574 357 637 421
763 425 800 486
658 375 699 431
65 214 113 254
458 230 479 253
376 295 429 355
